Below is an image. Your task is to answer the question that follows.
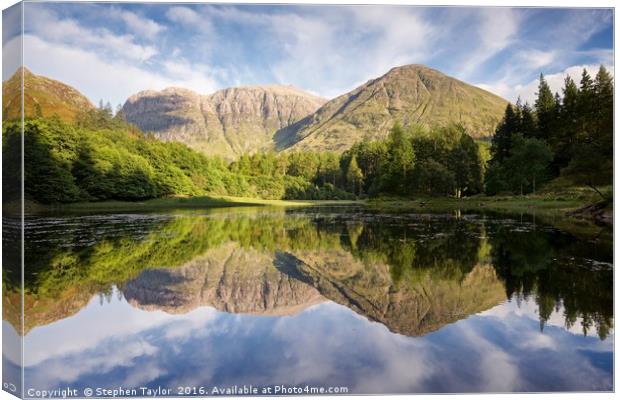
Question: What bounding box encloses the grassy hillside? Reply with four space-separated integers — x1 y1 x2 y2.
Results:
2 67 94 122
278 64 508 152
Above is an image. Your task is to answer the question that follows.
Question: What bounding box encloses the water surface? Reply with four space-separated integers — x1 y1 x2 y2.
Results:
2 206 613 395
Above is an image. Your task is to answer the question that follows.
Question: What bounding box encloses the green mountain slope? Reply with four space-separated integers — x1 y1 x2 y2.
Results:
277 64 509 152
2 67 94 122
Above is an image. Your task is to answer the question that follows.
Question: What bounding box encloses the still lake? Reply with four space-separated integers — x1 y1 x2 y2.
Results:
3 206 614 395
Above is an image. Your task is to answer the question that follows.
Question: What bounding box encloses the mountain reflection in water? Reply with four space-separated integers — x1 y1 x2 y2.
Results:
2 207 613 393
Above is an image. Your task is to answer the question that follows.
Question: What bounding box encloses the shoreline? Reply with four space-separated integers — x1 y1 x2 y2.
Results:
7 191 611 225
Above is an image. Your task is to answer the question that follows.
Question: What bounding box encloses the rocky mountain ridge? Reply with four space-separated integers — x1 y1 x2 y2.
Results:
121 84 327 159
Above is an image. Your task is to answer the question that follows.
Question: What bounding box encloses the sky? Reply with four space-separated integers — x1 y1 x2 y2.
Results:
2 3 614 108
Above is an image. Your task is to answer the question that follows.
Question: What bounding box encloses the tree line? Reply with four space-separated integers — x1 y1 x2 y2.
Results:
3 108 486 204
485 65 613 197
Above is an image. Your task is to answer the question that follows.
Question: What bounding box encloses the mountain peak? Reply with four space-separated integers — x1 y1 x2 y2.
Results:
2 68 94 122
387 63 438 73
211 84 325 101
277 63 509 152
5 66 34 81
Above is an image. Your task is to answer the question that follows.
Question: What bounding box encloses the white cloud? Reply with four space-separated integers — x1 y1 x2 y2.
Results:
21 34 219 107
25 6 158 62
23 287 218 369
166 6 212 33
109 7 166 39
519 49 556 69
460 8 521 78
480 296 607 337
14 5 614 111
191 5 437 98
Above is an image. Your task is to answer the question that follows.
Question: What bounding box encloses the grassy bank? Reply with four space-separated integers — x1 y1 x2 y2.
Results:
367 195 586 216
12 183 611 223
367 185 612 240
368 183 611 216
32 195 362 213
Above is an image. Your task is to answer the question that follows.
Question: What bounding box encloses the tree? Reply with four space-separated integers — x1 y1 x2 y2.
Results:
519 102 537 139
505 136 553 194
287 152 320 181
483 161 507 195
384 123 415 194
447 129 483 197
490 104 519 163
564 144 612 199
414 159 454 196
346 140 387 194
345 155 364 196
317 152 340 186
593 65 613 148
563 66 613 198
534 74 557 140
555 75 580 169
576 68 595 137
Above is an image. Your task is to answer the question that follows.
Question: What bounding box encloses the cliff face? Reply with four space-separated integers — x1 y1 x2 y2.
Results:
122 85 326 159
277 64 509 152
123 242 506 337
122 242 325 316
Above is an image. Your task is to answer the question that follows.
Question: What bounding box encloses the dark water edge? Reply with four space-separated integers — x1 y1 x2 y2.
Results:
2 206 613 394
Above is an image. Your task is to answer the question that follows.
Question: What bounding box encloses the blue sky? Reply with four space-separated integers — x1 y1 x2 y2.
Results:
3 3 614 107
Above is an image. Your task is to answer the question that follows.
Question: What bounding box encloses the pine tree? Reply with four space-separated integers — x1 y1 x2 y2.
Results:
534 74 556 140
577 68 595 139
593 65 613 140
490 104 519 163
565 66 613 198
552 75 580 172
519 102 537 139
561 76 579 125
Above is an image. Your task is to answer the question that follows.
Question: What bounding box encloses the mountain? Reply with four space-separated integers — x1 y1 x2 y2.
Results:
121 84 326 159
276 64 509 152
275 250 506 337
2 67 94 122
123 242 325 316
123 242 506 337
6 65 508 158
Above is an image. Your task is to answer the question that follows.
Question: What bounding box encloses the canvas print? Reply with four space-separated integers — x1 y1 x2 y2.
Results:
1 1 614 398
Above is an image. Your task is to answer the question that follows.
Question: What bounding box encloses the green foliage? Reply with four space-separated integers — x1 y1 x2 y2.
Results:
341 123 484 198
504 136 553 194
345 155 364 195
384 123 415 193
447 129 483 197
413 159 455 196
3 117 238 203
534 74 558 140
490 103 520 163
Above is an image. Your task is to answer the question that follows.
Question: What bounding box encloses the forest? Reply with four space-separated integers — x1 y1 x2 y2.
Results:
486 66 613 198
1 66 612 204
